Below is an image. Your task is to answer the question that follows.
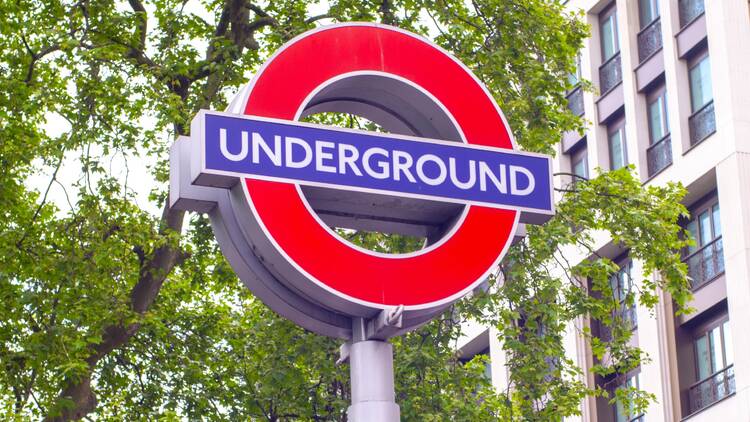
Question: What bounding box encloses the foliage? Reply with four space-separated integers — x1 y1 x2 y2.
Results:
0 0 690 421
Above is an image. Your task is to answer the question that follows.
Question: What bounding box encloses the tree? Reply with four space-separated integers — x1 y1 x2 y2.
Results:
0 0 691 420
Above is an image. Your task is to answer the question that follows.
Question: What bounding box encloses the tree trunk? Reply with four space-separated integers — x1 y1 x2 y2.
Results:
45 205 185 421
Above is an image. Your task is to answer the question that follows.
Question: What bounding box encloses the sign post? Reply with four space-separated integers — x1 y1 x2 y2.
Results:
345 318 400 421
170 23 554 421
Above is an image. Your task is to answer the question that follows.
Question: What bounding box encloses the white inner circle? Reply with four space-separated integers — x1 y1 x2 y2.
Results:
293 71 470 258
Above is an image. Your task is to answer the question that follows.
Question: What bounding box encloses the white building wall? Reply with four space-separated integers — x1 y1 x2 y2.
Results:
462 0 750 420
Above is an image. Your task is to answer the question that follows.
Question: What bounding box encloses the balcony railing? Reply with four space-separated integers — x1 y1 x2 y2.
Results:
683 236 724 290
638 18 662 63
599 52 622 95
679 0 705 28
566 86 584 117
689 100 716 146
646 134 672 177
689 365 735 414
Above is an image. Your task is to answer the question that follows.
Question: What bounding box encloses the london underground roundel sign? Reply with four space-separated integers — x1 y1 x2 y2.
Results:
170 23 553 339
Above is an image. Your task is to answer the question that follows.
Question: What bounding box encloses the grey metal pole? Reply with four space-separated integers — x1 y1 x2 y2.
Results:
347 339 400 421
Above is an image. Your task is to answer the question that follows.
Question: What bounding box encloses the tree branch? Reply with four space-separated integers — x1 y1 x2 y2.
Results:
305 13 333 25
127 0 148 49
46 202 185 421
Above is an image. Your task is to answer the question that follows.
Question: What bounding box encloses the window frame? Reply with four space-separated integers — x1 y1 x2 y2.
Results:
639 0 660 29
610 254 637 331
568 53 582 89
646 83 669 145
683 192 721 256
599 3 620 62
688 49 712 113
570 142 589 185
609 370 645 422
607 114 628 171
691 315 731 383
681 191 724 290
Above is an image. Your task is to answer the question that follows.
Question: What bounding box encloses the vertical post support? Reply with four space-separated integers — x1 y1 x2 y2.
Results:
347 318 400 422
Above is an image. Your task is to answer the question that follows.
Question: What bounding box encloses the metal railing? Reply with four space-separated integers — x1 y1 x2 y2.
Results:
689 365 735 414
689 100 716 146
646 134 672 177
566 86 584 117
638 18 662 63
599 52 622 95
679 0 705 28
683 236 724 290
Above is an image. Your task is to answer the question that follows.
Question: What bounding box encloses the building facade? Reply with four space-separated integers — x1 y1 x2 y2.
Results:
458 0 750 420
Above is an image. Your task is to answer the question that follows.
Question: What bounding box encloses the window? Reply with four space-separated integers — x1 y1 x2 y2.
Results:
694 321 732 382
679 0 705 28
687 51 716 145
595 256 637 343
599 4 622 94
683 194 723 289
568 53 582 87
600 4 620 61
646 85 672 177
570 143 588 185
610 259 637 330
639 0 659 28
613 372 645 422
637 0 662 62
608 115 627 171
689 318 735 413
647 89 669 143
460 346 493 395
474 347 492 380
689 54 713 112
566 54 585 116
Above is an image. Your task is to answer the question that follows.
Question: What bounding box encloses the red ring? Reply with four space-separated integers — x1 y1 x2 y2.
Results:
243 25 517 307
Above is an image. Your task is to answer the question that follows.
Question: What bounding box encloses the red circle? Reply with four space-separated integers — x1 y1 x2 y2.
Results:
243 24 517 307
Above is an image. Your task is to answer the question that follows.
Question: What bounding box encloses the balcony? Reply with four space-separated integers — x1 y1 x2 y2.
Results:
688 365 735 414
566 86 584 117
684 236 724 290
599 53 622 95
688 101 716 146
638 18 662 63
679 0 705 29
646 135 672 178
